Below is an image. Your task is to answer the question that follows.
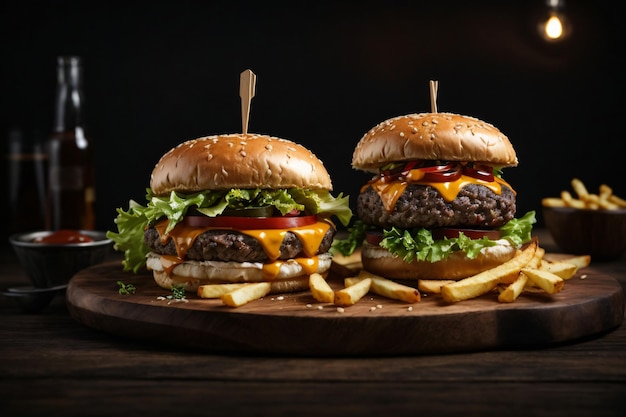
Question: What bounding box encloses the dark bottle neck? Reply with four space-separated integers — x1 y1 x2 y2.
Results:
53 56 85 133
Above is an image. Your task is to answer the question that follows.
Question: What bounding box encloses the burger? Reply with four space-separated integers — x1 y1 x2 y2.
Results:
334 112 535 280
107 133 352 292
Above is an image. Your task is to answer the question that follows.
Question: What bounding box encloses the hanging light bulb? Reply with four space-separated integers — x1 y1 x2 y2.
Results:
538 0 571 42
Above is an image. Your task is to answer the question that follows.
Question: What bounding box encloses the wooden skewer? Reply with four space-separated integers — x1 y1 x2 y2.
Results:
239 69 257 134
429 80 438 113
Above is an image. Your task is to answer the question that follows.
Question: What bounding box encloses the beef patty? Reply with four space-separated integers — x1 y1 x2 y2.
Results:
357 183 516 229
144 224 336 263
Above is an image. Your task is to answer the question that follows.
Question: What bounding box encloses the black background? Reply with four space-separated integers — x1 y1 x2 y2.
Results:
1 0 624 239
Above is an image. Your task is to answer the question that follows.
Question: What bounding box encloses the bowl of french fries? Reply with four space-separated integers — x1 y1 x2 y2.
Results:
542 178 626 261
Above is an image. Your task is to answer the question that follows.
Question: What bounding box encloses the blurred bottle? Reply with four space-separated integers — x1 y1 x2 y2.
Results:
6 127 48 233
46 56 96 231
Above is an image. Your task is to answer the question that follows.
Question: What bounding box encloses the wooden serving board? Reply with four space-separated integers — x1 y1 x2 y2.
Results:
66 260 624 356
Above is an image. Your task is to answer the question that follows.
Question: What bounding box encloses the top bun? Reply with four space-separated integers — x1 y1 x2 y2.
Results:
352 112 518 173
151 133 332 195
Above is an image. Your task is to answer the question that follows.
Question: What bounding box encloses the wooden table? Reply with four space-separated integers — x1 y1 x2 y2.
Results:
1 230 625 417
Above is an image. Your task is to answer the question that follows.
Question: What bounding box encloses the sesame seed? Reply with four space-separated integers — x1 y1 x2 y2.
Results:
336 307 345 313
240 150 247 157
399 132 405 138
408 306 413 311
369 306 377 312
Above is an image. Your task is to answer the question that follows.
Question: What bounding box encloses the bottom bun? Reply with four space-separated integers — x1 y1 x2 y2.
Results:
146 252 332 292
361 240 516 280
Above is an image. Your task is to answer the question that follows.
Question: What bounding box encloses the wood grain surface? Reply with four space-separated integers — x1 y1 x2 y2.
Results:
66 260 624 356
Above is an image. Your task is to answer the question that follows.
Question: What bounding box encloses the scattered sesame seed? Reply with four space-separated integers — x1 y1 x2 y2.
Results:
306 304 313 308
337 307 345 313
408 306 413 311
376 304 383 309
317 305 324 310
412 127 418 133
399 132 405 137
369 306 377 312
580 274 588 280
276 296 285 301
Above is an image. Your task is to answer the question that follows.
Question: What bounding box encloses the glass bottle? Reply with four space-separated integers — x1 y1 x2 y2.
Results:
6 127 48 233
46 56 96 231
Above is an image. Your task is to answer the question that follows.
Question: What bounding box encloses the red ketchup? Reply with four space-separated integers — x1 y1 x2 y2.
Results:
34 230 94 244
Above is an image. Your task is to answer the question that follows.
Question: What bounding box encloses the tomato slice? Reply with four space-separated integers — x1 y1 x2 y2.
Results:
422 165 463 182
184 214 317 229
463 164 494 182
432 228 501 240
365 230 384 245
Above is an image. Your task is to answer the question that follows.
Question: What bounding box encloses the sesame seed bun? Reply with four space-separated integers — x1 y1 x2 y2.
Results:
352 112 518 173
150 133 333 195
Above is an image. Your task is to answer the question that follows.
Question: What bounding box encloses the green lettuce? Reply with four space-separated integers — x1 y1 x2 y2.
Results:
106 187 352 273
332 211 536 262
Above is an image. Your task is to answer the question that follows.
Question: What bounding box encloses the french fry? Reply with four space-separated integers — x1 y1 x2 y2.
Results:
541 197 566 208
560 254 591 269
352 270 420 303
498 271 529 303
521 268 564 294
539 260 578 280
441 239 538 303
561 190 586 209
599 184 612 201
609 194 626 208
221 282 271 307
335 278 371 307
596 186 619 209
543 178 626 210
309 273 335 303
198 283 248 298
418 279 456 294
583 193 600 210
571 178 589 200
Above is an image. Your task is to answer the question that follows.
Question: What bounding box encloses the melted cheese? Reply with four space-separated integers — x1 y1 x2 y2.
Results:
153 219 331 279
362 170 515 212
262 257 319 280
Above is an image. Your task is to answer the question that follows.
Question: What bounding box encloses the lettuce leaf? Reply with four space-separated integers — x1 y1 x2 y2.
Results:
106 187 353 273
332 211 536 262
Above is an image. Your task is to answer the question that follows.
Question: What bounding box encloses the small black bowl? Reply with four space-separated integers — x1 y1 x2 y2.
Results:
9 230 113 288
